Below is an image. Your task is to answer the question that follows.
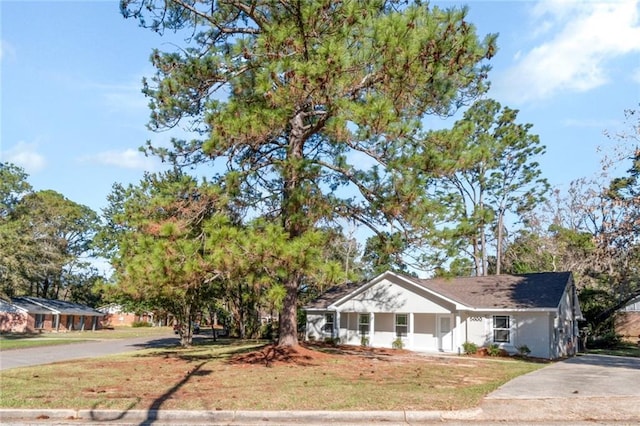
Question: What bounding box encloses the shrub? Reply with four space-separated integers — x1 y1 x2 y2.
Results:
486 343 501 356
392 337 404 349
324 337 340 345
517 344 531 356
360 336 369 347
131 321 152 328
462 341 478 355
588 331 621 349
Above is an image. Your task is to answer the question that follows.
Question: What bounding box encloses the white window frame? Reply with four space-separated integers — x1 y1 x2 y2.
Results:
35 314 45 329
323 313 334 334
358 313 370 336
395 314 408 337
493 315 510 343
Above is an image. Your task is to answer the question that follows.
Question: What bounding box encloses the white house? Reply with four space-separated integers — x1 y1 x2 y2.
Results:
304 271 583 359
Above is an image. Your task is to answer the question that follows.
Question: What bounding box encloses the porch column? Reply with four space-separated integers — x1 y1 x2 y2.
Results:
455 313 461 353
369 312 375 346
409 312 415 350
335 311 341 341
54 314 60 332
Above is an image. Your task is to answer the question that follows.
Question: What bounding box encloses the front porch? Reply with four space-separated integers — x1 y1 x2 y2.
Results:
310 311 459 353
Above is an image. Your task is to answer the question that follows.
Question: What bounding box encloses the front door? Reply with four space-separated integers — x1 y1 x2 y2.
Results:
438 316 452 352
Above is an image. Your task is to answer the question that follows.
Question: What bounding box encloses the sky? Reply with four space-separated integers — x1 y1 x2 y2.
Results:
2 0 640 220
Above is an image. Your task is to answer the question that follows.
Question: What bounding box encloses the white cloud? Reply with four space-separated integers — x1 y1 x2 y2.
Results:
1 141 46 173
79 148 158 171
0 39 16 62
494 0 640 104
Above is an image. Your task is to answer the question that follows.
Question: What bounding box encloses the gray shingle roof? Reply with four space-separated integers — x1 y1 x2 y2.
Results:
408 272 572 309
305 271 572 311
10 297 104 316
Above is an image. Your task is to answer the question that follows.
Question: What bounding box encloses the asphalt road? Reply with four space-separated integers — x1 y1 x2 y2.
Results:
0 333 177 370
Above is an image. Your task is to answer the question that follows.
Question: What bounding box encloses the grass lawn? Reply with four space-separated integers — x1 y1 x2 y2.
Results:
0 340 543 412
587 341 640 358
0 326 172 351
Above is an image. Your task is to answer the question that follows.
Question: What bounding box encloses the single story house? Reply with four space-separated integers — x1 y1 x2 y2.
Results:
305 271 583 359
615 295 640 342
0 296 104 333
97 304 155 328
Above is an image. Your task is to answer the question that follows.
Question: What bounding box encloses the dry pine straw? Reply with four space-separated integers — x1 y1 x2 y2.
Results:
0 343 541 411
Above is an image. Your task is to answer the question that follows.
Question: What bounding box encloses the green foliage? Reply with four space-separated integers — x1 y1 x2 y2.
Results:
121 0 497 345
0 163 102 302
588 331 621 349
132 321 152 328
324 337 340 346
429 99 549 276
392 337 404 350
486 344 501 357
360 336 370 347
462 341 478 355
516 344 531 356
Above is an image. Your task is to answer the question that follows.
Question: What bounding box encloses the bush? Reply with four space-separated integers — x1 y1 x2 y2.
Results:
324 337 340 345
132 321 152 328
392 337 404 349
588 331 621 349
360 336 369 347
516 344 531 356
462 341 478 355
486 343 501 357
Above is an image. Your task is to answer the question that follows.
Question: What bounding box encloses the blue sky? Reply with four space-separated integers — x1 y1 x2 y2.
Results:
2 0 640 219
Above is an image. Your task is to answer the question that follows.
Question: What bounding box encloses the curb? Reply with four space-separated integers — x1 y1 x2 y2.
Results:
0 408 483 423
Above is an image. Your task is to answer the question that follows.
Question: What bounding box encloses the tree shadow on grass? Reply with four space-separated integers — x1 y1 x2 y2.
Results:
140 362 211 425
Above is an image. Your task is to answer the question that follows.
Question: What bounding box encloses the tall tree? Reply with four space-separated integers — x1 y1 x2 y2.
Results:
430 99 548 275
121 0 497 346
0 163 33 298
12 190 100 299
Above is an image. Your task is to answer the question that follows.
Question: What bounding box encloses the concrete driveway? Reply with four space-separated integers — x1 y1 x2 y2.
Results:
479 354 640 421
0 333 177 371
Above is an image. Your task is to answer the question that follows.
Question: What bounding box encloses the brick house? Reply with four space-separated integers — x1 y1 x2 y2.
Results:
0 296 104 333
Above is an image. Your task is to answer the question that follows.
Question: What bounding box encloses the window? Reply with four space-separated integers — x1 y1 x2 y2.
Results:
35 314 45 329
323 313 334 334
67 315 74 330
395 314 408 337
493 315 510 343
358 313 370 336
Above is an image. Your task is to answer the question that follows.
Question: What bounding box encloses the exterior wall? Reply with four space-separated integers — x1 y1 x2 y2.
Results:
615 297 640 341
413 314 437 350
338 278 454 314
458 311 553 359
305 312 329 341
0 312 28 333
615 312 640 341
101 312 147 327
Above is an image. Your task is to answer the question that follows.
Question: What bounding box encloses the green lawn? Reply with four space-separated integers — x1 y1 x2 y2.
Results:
0 341 544 411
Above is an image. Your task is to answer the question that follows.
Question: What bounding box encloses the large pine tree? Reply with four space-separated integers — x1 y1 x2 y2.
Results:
121 0 497 347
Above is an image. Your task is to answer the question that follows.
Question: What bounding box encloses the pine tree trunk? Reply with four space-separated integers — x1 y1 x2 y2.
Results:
278 274 300 347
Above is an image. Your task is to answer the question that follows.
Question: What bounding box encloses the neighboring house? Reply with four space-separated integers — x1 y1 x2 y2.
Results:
615 295 640 341
97 304 155 328
305 270 583 360
0 297 104 333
